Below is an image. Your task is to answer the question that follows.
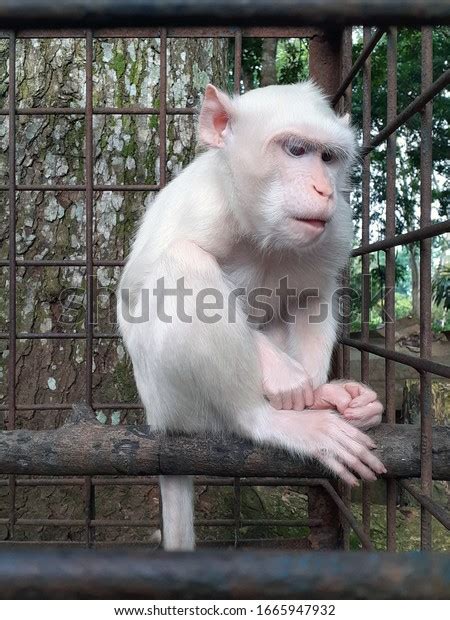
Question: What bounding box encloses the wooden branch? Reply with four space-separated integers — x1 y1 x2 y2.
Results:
0 404 448 479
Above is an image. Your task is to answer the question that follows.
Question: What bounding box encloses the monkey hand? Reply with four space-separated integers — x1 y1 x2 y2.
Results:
303 410 387 485
258 341 314 411
311 381 383 430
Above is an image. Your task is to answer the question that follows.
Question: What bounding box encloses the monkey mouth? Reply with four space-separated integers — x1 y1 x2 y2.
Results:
290 217 327 233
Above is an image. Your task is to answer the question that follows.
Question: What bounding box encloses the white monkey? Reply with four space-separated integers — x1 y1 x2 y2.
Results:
118 81 385 551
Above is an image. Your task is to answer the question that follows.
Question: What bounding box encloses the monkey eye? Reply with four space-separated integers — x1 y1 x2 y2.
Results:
321 151 335 163
284 143 306 158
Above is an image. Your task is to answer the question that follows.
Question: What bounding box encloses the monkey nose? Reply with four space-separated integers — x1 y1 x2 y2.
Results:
313 184 333 199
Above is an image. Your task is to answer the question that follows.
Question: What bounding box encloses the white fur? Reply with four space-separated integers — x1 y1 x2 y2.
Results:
118 81 382 551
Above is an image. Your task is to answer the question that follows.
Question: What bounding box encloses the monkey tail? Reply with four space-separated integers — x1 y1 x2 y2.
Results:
159 475 195 550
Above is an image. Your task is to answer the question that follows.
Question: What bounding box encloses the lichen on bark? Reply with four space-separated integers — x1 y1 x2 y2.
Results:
0 34 229 544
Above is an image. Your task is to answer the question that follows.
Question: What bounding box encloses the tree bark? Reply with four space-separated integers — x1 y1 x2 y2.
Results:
260 38 277 87
0 405 449 479
0 35 229 543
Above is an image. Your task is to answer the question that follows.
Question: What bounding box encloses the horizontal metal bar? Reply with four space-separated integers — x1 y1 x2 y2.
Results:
352 220 450 256
1 517 320 528
1 405 449 478
0 259 125 267
340 336 450 378
0 476 324 488
399 480 450 531
0 184 159 191
0 332 119 340
364 69 450 154
0 26 318 39
0 107 196 115
0 403 144 411
332 28 385 106
0 549 448 598
0 1 449 28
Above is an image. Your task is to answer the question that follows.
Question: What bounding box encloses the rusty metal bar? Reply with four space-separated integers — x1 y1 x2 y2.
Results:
352 220 450 256
364 69 450 154
0 549 449 599
0 476 327 488
0 259 125 267
84 29 96 549
340 337 450 379
320 480 373 550
0 26 319 39
158 28 167 189
0 516 319 528
400 480 450 531
420 27 433 551
331 28 384 106
384 26 397 552
7 31 17 542
233 29 242 94
2 1 450 28
0 183 159 191
338 26 353 552
360 26 372 537
0 333 119 340
232 30 243 548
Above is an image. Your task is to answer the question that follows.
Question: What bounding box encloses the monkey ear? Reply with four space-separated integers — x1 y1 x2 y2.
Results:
199 84 234 148
339 112 351 126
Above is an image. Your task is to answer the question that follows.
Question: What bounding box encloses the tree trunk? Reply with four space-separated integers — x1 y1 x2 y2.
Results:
0 36 228 544
408 245 420 320
260 38 277 87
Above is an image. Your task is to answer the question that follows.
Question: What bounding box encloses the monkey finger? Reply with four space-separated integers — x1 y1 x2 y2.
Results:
338 421 377 450
282 391 293 411
266 390 283 411
349 413 382 431
320 454 359 487
292 390 305 412
342 382 363 399
343 438 386 475
334 449 378 482
321 384 352 413
343 401 383 420
303 382 314 408
347 388 378 408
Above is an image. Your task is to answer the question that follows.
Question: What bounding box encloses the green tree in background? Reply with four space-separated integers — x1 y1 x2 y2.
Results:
238 29 449 332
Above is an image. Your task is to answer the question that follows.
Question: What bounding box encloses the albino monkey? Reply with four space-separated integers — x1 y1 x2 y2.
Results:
118 81 385 551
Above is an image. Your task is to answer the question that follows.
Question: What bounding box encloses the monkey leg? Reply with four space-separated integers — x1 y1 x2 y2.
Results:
120 241 268 549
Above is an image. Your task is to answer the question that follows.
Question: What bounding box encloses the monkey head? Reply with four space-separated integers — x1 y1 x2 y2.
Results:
198 81 357 251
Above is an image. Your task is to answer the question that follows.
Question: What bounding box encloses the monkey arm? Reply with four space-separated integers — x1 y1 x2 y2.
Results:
255 331 314 411
287 298 338 389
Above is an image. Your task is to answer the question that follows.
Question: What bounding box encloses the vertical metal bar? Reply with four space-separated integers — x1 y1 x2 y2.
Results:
361 26 372 536
232 31 242 544
85 30 95 548
84 476 95 547
340 26 353 551
157 28 168 543
233 477 241 548
385 26 397 552
159 28 167 189
307 29 345 550
233 29 242 94
7 31 17 541
420 27 433 551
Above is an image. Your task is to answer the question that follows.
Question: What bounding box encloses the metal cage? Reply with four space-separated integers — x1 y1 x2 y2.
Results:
0 0 449 599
